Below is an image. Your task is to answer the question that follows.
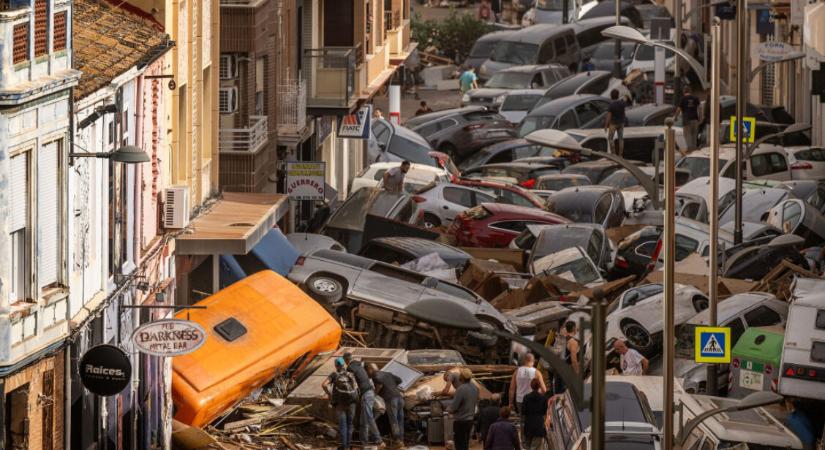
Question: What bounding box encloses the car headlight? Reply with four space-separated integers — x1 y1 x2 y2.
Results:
462 93 470 103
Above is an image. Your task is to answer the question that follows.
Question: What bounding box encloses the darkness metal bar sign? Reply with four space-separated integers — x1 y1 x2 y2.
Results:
130 319 207 357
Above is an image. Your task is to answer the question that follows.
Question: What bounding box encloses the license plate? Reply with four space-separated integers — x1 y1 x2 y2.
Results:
739 369 764 391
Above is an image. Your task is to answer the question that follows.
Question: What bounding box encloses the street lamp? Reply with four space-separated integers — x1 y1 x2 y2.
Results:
676 391 783 446
69 144 151 165
601 25 709 89
525 129 662 209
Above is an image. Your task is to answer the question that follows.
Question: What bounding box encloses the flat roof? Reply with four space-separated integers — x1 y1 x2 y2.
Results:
175 192 289 255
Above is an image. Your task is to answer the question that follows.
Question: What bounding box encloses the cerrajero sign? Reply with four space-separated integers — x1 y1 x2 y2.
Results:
131 319 206 357
79 345 132 396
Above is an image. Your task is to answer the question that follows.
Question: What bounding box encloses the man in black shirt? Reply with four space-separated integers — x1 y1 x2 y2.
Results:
343 352 382 446
521 378 548 450
604 89 627 156
676 87 702 151
368 363 405 445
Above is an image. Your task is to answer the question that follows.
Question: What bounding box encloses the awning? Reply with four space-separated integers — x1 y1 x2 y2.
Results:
176 193 289 255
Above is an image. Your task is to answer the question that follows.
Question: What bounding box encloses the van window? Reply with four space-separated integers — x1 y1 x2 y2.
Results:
576 102 602 127
558 111 577 129
812 341 825 363
554 37 567 57
538 43 555 63
815 310 825 330
750 152 788 176
744 305 782 327
675 234 699 260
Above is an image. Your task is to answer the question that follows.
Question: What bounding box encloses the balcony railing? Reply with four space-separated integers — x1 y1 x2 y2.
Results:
219 0 264 6
276 79 307 134
219 115 268 153
304 47 356 109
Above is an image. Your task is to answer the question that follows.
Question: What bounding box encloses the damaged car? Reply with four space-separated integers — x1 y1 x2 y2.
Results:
288 249 519 363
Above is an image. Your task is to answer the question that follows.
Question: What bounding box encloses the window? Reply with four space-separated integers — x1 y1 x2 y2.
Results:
727 318 746 346
575 102 601 127
531 74 544 89
108 120 115 146
554 37 567 57
38 141 61 288
594 194 612 225
443 187 474 208
487 150 513 164
372 121 391 147
219 54 236 79
750 152 788 176
5 384 29 448
634 241 657 257
34 0 47 57
744 306 782 327
808 188 825 213
812 341 825 364
537 43 555 64
13 23 28 64
816 310 825 330
587 231 603 263
219 87 238 113
513 145 540 160
475 191 496 204
10 152 29 302
581 76 611 96
781 201 803 231
674 234 699 260
558 111 577 130
490 220 532 232
53 11 67 51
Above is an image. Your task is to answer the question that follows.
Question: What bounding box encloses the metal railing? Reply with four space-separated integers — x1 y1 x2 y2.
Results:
276 78 307 134
303 47 356 109
219 0 264 5
219 115 268 153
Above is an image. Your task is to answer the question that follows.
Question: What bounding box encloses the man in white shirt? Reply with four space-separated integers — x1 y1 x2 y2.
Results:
613 339 648 376
382 160 410 193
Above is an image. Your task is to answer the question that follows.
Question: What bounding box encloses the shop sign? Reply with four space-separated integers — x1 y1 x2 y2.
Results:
131 319 206 357
79 344 132 396
286 162 326 201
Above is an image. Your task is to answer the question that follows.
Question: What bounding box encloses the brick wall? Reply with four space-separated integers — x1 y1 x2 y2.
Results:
3 350 65 450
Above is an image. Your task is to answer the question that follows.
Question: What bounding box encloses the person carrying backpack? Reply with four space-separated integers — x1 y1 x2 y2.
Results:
323 357 359 450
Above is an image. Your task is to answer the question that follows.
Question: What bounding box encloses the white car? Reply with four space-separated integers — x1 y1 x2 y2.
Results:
349 162 451 195
605 283 708 356
785 146 825 180
626 40 676 75
497 89 546 125
531 246 605 288
677 144 795 182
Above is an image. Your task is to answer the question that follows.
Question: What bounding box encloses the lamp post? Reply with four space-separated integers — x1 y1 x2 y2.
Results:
707 16 722 396
601 26 709 89
676 391 783 446
69 144 151 165
662 118 677 450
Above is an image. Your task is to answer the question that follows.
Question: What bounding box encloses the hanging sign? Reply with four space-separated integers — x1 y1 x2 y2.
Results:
131 319 207 357
79 344 132 396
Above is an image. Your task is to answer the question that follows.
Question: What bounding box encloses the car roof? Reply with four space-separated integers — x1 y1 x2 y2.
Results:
688 292 781 324
380 119 432 147
367 237 470 259
503 23 577 45
566 126 672 140
499 64 563 74
537 173 591 181
477 139 532 154
476 29 517 43
528 94 606 116
404 106 489 127
504 89 547 97
545 71 611 96
481 202 568 220
551 186 613 203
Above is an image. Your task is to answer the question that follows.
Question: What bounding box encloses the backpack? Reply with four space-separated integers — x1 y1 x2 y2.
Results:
332 371 359 405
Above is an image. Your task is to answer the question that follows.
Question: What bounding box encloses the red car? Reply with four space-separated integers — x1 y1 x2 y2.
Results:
448 203 570 248
454 178 546 209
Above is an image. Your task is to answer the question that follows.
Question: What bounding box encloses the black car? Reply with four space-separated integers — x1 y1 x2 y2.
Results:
359 237 472 269
624 103 676 127
562 159 623 183
517 94 610 137
404 107 516 160
545 185 626 228
458 139 558 172
532 71 613 109
529 223 614 273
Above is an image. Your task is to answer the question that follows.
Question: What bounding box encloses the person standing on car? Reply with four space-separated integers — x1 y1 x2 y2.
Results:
382 160 410 193
521 378 548 450
449 368 479 450
675 86 701 151
613 339 648 375
508 353 545 413
604 89 627 157
484 406 521 450
322 358 359 450
564 321 581 376
368 363 405 446
343 352 382 447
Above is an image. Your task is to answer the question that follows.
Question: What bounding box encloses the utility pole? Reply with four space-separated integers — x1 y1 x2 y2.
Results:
674 1 683 105
706 16 722 396
663 118 677 450
614 0 623 78
734 0 747 245
563 0 569 24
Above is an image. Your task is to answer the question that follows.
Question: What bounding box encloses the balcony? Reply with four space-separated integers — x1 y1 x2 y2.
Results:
219 0 266 6
219 115 268 154
304 47 357 112
276 79 307 136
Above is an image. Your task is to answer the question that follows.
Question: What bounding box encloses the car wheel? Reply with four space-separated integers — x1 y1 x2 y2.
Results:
306 275 344 303
620 320 652 351
421 213 441 229
692 295 709 312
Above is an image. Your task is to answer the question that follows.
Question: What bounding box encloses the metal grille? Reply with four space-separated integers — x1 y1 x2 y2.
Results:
13 23 28 63
276 78 307 134
53 11 66 50
761 63 775 106
34 0 47 56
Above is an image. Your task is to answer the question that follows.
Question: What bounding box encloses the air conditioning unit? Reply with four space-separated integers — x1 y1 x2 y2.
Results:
163 186 190 229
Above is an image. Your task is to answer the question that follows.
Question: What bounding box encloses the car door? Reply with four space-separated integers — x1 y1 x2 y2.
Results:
538 40 556 64
557 109 578 130
749 152 791 181
440 185 495 223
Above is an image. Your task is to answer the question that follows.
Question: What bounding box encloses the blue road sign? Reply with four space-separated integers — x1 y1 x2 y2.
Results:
695 326 731 363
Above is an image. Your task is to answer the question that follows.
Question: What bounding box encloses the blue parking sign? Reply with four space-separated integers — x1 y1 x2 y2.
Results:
695 326 731 363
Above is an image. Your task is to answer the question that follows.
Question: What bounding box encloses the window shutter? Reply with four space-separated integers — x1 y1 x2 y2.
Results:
34 0 47 57
38 142 59 286
13 23 28 64
10 153 28 231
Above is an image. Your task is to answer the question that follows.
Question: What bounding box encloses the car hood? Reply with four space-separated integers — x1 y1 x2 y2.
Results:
469 88 511 98
606 288 702 339
500 110 529 124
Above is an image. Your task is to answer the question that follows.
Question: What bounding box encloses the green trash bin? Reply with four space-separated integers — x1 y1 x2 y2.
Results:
729 326 784 399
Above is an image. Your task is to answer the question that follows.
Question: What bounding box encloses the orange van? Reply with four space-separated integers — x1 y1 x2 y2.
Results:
172 270 342 427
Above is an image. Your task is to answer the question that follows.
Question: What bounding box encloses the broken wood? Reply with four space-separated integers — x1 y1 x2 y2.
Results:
280 436 300 450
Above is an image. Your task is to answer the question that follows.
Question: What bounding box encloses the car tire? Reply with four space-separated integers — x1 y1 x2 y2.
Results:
620 320 652 352
692 295 709 312
421 213 441 229
306 275 344 303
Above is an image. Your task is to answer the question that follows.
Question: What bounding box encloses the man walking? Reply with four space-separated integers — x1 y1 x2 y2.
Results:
449 368 479 450
382 160 410 193
508 353 545 413
604 89 627 156
675 87 701 151
484 406 521 450
343 352 382 447
459 67 479 96
613 339 648 375
368 363 405 447
521 379 548 450
322 358 359 450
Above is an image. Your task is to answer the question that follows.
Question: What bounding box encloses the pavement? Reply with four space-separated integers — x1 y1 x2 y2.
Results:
373 86 464 123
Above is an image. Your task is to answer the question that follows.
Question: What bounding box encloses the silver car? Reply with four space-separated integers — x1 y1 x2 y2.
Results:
414 182 499 229
287 249 517 363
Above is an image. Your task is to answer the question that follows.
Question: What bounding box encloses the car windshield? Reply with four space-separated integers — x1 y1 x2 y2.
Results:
492 41 539 64
470 39 498 58
518 115 556 137
502 94 542 111
485 72 534 89
635 43 675 61
538 0 564 10
593 42 635 59
390 136 436 166
547 198 594 222
533 228 589 261
544 256 602 285
538 177 588 191
601 171 640 189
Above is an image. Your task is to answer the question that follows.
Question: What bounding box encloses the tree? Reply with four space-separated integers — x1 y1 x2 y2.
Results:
412 9 495 63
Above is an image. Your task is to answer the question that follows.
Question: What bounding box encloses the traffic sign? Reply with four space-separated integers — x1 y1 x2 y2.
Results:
695 326 731 363
729 116 756 143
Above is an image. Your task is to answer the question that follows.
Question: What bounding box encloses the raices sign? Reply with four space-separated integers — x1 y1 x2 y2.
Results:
131 319 206 357
79 345 132 396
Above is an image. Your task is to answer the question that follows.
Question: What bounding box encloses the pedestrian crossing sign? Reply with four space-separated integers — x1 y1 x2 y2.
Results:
695 326 731 363
729 116 757 144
